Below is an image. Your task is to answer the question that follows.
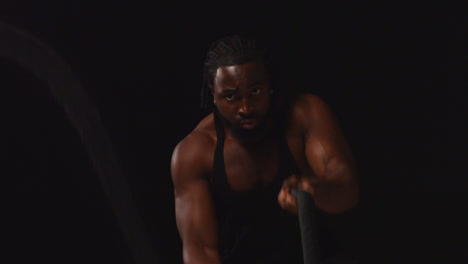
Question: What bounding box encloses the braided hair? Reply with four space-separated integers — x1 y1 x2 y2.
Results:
200 35 271 111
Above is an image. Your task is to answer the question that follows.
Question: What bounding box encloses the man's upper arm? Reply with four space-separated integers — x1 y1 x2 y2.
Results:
171 134 220 263
301 95 356 183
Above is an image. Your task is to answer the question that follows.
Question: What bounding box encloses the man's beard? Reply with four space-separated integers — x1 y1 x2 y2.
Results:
214 108 272 141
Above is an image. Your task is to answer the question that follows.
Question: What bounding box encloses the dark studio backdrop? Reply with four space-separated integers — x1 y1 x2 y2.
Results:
1 1 464 264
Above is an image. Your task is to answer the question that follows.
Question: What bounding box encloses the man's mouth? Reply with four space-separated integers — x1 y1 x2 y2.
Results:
239 118 257 129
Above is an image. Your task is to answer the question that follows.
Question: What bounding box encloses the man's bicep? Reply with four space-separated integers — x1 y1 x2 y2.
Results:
174 180 218 248
303 95 356 179
171 137 220 262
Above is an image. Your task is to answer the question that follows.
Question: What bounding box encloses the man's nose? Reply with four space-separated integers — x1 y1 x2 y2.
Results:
238 98 253 117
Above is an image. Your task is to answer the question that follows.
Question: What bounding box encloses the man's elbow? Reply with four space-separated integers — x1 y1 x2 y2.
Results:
345 179 359 209
335 166 360 213
340 179 359 212
319 180 359 214
183 244 221 264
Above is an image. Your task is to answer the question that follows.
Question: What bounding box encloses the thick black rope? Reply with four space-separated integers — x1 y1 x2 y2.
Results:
0 22 159 264
291 188 320 264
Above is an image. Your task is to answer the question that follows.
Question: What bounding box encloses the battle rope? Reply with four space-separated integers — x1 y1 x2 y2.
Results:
0 22 159 264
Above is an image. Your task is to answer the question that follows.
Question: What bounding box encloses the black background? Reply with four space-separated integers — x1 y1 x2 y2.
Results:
1 1 464 263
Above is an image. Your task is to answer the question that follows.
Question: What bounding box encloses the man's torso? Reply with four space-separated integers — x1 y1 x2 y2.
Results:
193 94 314 191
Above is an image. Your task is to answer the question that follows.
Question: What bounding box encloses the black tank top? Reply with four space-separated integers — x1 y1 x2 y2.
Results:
210 111 304 264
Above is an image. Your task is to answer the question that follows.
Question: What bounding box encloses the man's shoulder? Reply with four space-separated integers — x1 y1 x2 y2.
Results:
286 93 342 139
291 93 326 112
283 93 327 127
171 113 216 182
175 131 215 156
173 113 216 158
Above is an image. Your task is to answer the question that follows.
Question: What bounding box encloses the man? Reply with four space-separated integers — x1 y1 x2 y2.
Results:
171 35 359 264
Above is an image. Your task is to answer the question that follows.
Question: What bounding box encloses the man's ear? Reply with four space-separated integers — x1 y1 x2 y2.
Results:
209 84 214 97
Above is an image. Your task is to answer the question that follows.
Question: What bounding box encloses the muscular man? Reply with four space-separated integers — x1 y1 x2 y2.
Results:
171 35 359 264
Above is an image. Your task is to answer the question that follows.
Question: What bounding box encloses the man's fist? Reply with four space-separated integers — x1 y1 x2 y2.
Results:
277 174 314 214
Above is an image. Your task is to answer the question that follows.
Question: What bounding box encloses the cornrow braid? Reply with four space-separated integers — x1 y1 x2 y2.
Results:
200 35 269 111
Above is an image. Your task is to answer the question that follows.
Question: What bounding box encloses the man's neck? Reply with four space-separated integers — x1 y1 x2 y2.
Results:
224 115 276 147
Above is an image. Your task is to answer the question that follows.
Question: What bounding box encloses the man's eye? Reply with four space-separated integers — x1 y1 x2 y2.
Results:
252 88 262 95
224 94 235 101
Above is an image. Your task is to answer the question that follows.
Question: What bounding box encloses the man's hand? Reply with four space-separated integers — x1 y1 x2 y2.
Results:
278 174 314 214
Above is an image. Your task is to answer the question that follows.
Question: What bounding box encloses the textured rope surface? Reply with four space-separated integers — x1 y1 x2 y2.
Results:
291 188 320 264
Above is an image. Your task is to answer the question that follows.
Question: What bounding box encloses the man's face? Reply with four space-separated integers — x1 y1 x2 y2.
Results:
211 60 273 139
